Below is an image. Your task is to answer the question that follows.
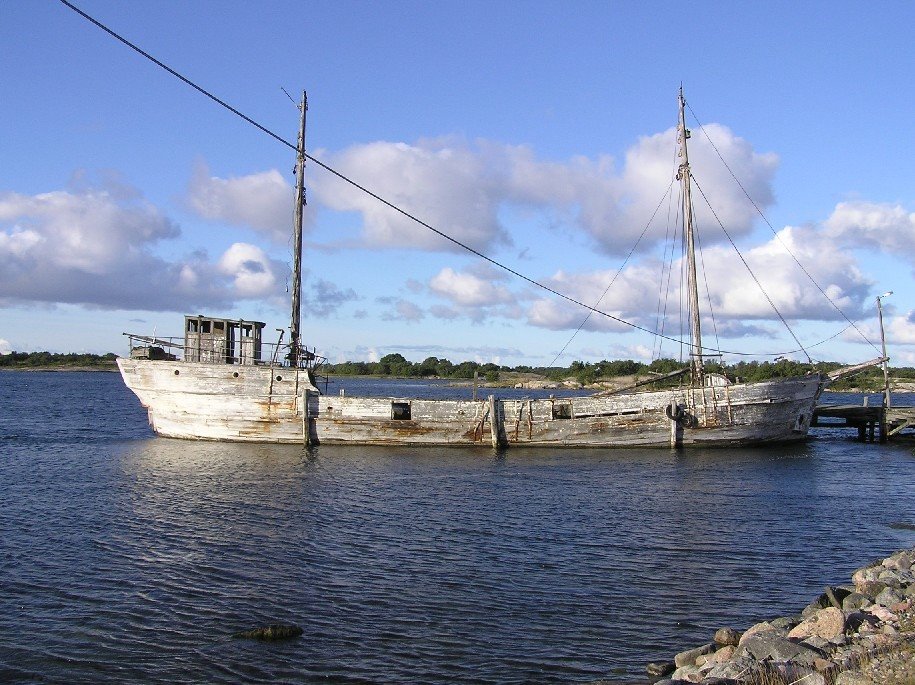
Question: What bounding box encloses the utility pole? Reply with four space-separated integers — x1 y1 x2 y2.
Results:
877 291 892 408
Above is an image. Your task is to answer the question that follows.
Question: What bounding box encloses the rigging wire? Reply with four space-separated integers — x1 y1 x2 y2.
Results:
546 181 674 368
653 146 686 362
692 207 724 360
689 175 813 363
653 154 681 361
56 0 685 345
685 102 881 354
58 0 856 362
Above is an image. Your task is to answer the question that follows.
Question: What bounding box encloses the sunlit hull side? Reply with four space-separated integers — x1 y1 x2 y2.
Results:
118 359 825 448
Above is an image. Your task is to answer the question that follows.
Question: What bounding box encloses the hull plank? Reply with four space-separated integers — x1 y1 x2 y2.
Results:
118 359 825 448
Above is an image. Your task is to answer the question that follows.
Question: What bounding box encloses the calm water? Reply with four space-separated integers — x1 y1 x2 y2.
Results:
1 372 913 684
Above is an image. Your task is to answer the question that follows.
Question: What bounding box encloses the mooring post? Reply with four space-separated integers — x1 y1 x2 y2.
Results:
302 390 311 446
488 395 505 449
668 401 683 448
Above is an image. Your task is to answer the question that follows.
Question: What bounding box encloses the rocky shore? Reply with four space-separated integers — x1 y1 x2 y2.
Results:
646 547 915 685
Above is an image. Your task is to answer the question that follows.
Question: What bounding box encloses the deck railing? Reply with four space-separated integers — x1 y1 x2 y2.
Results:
123 333 324 369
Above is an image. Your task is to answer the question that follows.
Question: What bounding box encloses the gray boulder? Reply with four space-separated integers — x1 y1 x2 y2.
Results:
854 580 888 598
736 633 823 666
698 645 736 667
703 656 761 682
714 627 741 646
876 569 904 588
874 586 905 607
767 664 826 685
801 598 828 618
852 563 882 586
841 591 871 611
670 664 702 682
826 585 853 608
801 635 831 651
769 616 799 631
674 643 715 668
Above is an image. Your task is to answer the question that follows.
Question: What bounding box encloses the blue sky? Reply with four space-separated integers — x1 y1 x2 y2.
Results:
2 0 914 367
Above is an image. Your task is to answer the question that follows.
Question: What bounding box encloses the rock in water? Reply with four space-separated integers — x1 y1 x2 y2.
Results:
887 522 915 531
645 661 675 677
713 627 741 646
233 624 303 641
673 642 715 668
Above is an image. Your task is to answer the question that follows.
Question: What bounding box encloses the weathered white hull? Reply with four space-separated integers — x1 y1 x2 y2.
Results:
118 358 826 448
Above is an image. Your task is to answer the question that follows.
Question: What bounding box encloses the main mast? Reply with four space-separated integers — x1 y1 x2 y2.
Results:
289 91 308 366
677 87 704 384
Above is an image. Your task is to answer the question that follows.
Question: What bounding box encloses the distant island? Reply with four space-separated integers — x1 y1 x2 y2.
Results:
0 351 119 371
3 350 913 393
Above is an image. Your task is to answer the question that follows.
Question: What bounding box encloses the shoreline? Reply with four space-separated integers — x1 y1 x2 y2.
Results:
0 365 118 372
646 547 915 685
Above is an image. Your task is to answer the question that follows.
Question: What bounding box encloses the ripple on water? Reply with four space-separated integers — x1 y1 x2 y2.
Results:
1 374 914 683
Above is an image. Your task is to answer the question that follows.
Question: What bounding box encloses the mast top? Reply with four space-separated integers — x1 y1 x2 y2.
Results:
288 90 307 366
677 88 705 385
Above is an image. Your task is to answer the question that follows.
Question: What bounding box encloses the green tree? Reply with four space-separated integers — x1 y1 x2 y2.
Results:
418 356 441 377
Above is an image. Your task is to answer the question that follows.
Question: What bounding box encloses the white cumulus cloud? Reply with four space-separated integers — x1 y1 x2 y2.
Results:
0 183 287 311
185 163 302 243
217 242 277 297
310 125 777 256
889 311 915 345
429 267 515 307
522 215 875 335
314 138 512 252
824 201 915 263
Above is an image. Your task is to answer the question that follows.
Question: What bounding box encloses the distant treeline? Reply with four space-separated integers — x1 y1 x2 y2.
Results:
323 353 915 390
3 350 912 390
0 351 117 368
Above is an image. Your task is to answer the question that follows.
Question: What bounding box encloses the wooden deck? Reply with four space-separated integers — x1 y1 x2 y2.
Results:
812 403 915 442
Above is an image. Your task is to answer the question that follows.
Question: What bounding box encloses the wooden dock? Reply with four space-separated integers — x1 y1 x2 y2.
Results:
812 403 915 442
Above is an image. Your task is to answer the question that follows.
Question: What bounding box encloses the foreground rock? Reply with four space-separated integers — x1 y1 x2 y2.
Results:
647 546 915 684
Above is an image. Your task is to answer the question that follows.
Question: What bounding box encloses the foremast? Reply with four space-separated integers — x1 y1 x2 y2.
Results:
289 91 308 366
677 87 704 385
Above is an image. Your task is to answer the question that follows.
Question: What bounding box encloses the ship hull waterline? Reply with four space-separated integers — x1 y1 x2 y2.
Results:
118 359 826 448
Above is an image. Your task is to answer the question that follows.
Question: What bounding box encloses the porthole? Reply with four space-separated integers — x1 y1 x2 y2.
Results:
233 372 239 378
276 375 283 381
174 370 180 375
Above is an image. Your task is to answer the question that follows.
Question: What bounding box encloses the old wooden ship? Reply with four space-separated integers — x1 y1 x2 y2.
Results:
118 89 874 448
